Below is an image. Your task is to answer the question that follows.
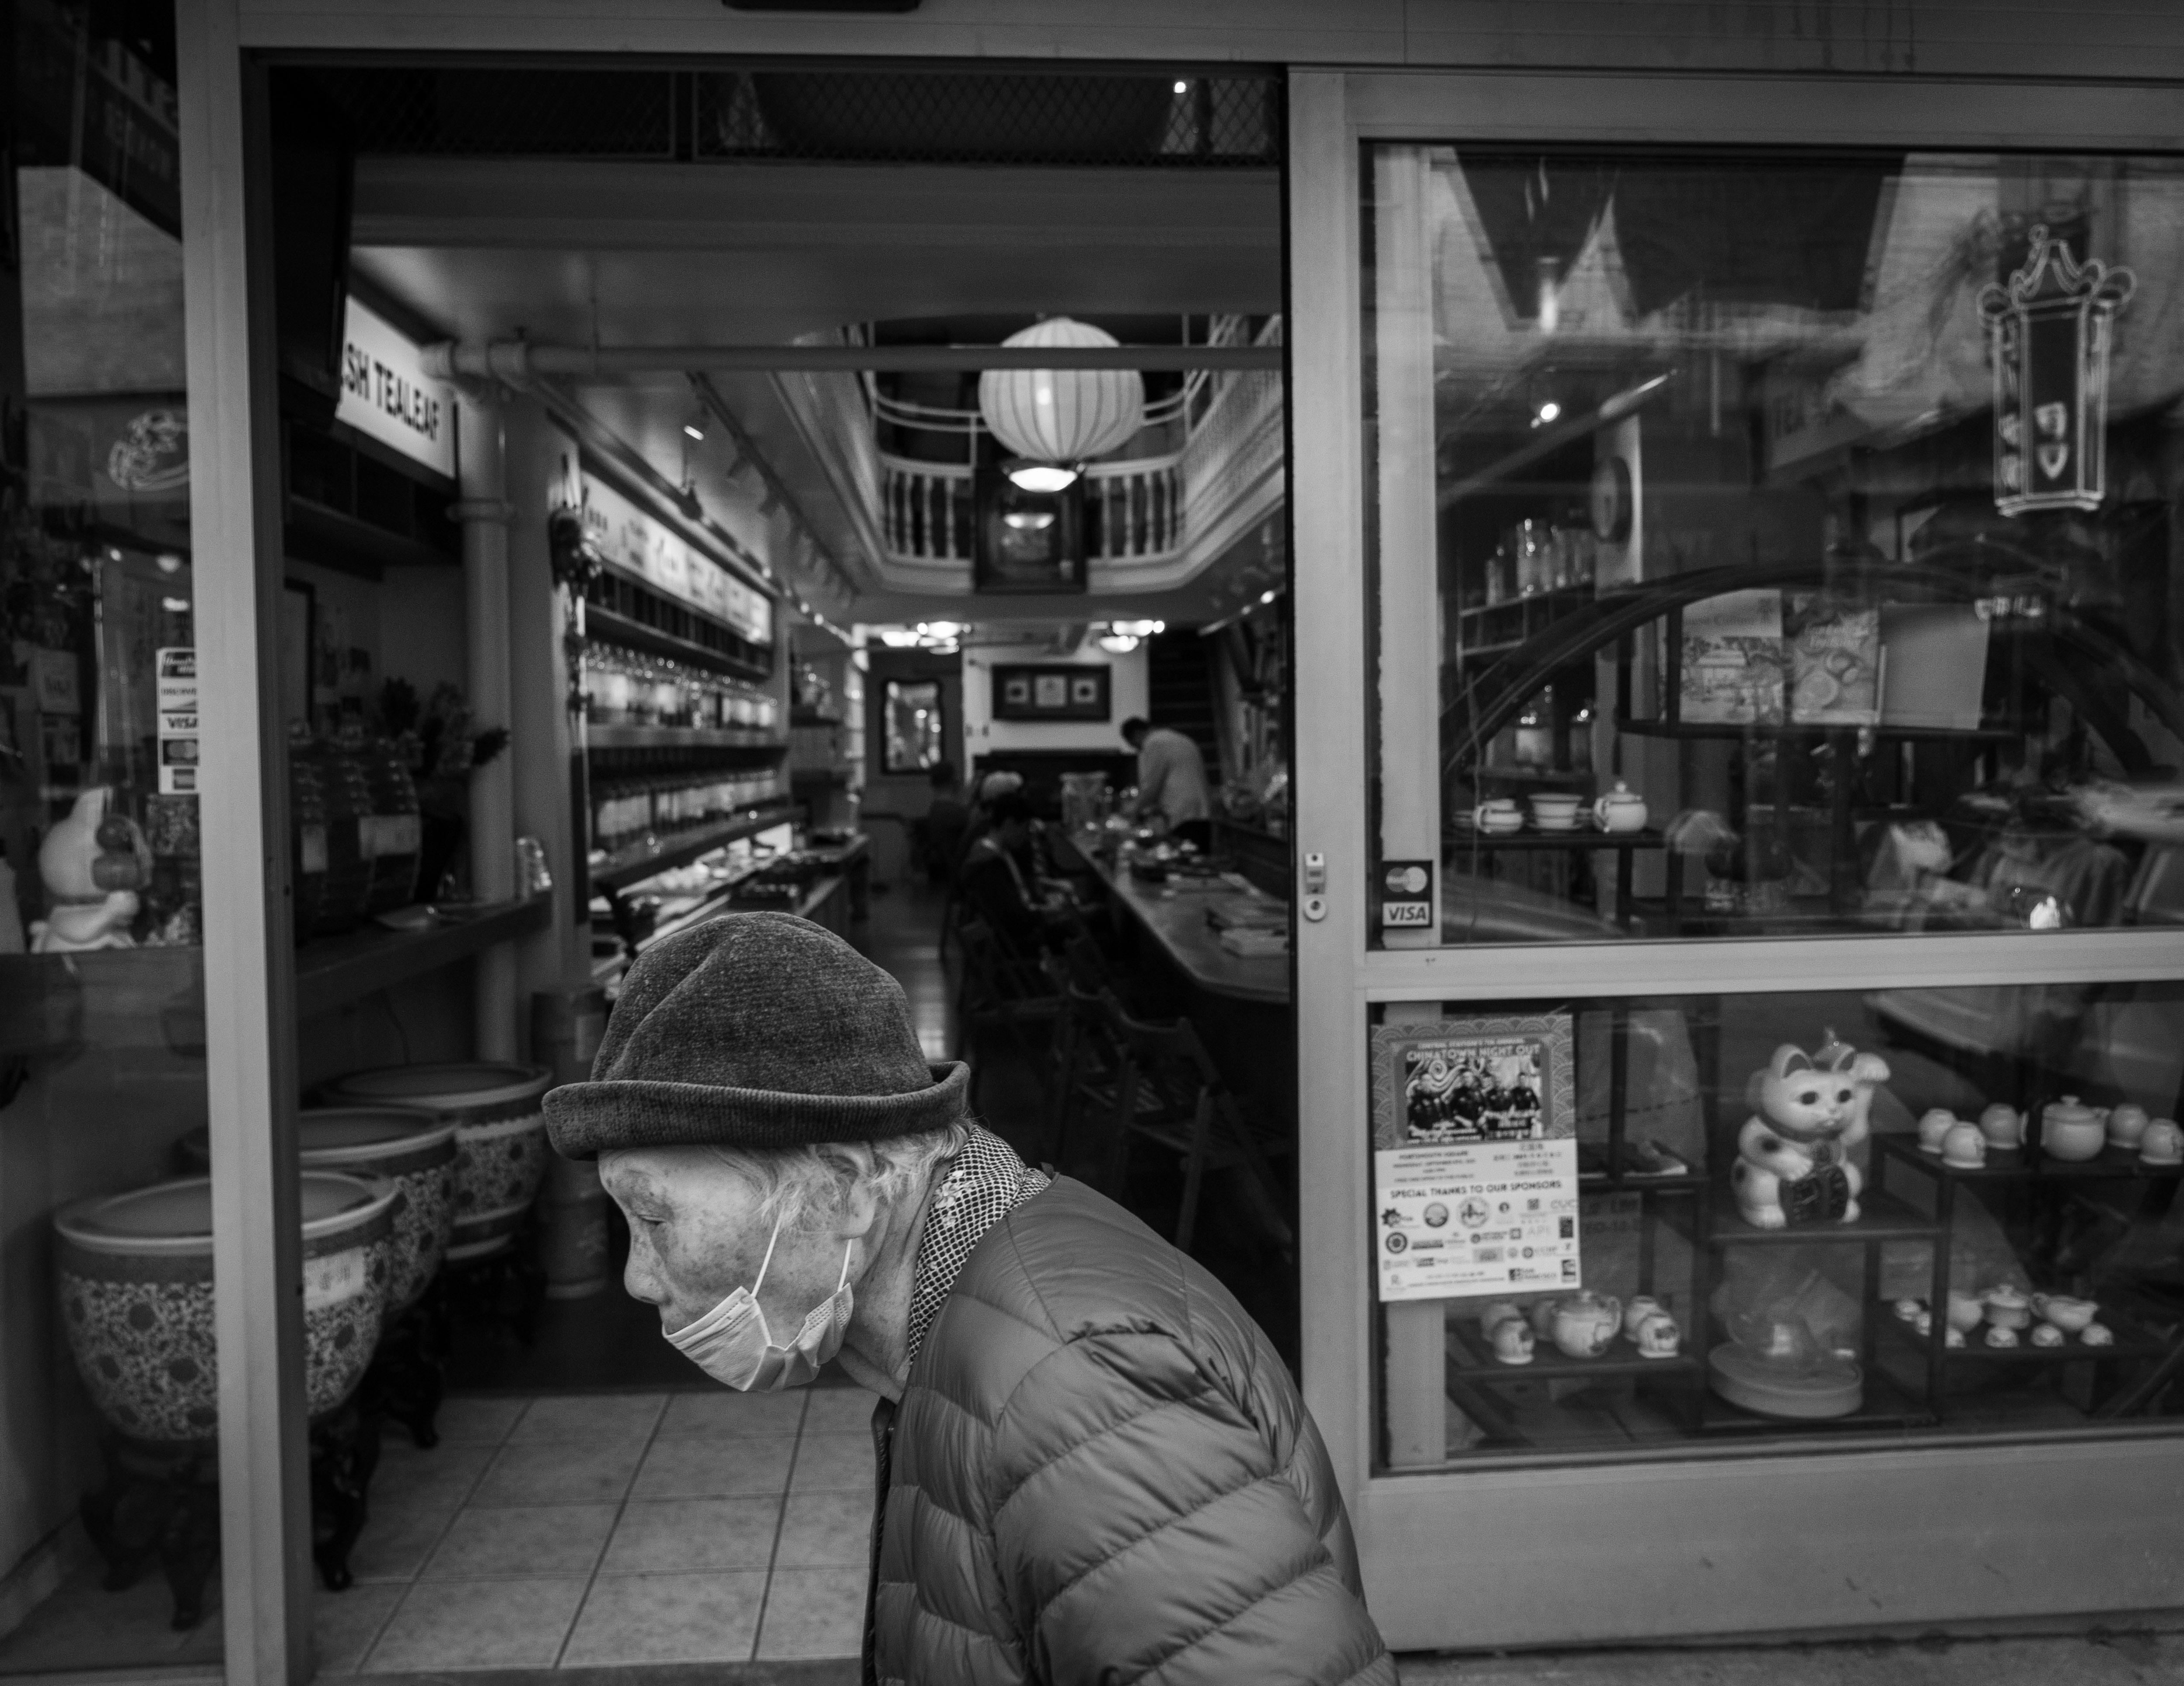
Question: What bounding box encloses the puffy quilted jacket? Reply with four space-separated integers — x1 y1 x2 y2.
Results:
868 1177 1394 1686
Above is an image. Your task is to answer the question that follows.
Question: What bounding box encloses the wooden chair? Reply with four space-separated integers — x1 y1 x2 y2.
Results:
951 915 1063 1116
1101 1001 1294 1260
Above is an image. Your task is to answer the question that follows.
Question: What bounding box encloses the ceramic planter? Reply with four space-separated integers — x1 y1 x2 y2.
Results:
183 1107 456 1313
55 1173 398 1445
322 1063 553 1260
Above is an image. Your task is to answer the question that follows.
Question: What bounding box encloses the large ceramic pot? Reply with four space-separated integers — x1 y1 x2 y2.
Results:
181 1106 457 1313
55 1173 399 1445
320 1063 553 1261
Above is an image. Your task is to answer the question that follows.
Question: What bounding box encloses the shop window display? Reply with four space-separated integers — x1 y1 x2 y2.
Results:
1363 146 2184 946
1371 983 2184 1462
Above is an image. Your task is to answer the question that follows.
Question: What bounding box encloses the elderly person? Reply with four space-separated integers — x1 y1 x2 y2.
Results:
545 913 1391 1686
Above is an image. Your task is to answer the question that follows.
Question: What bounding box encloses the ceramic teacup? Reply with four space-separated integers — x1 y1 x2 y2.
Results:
1530 794 1583 832
1621 1295 1663 1340
1489 1319 1536 1365
2107 1102 2151 1149
1978 1103 2023 1149
1916 1109 1958 1155
2140 1119 2184 1164
1941 1122 1987 1169
1473 799 1524 835
1632 1311 1681 1359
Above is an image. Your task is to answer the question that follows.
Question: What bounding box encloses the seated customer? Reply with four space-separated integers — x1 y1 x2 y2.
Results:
542 914 1392 1686
958 792 1071 953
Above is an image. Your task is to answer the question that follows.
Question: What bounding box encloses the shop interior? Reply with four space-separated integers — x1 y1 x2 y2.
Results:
0 54 1297 1674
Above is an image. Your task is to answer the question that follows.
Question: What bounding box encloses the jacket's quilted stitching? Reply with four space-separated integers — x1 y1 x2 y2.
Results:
871 1178 1394 1686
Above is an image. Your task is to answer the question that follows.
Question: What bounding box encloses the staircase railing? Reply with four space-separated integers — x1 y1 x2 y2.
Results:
878 453 1185 564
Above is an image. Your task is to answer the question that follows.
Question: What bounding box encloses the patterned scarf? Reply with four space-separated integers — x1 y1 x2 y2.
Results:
905 1123 1050 1368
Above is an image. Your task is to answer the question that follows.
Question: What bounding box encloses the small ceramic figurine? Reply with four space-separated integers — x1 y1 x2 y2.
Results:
1730 1033 1888 1229
1593 781 1648 834
1984 1286 2032 1330
2139 1119 2184 1166
1632 1310 1681 1359
1941 1123 1987 1169
2030 1323 2066 1348
2040 1096 2108 1163
2030 1293 2098 1333
1917 1109 1958 1155
1551 1292 1622 1358
1984 1324 2020 1349
1978 1103 2023 1150
31 788 146 954
2082 1323 2116 1347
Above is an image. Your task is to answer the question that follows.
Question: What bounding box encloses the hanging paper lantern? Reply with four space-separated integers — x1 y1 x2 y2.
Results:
978 318 1146 470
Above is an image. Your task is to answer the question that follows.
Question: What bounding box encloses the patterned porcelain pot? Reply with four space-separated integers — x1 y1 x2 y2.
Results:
181 1107 456 1313
321 1063 553 1261
55 1173 398 1445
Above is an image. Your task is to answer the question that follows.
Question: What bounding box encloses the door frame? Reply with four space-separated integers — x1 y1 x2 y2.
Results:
1285 66 2184 1652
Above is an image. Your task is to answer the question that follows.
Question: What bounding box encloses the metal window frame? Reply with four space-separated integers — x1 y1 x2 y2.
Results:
1288 65 2184 1653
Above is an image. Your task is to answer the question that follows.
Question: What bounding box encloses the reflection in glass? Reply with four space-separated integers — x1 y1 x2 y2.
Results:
1372 982 2184 1465
884 679 947 774
1365 146 2184 944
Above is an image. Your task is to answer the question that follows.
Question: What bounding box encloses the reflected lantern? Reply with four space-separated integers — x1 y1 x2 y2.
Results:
1978 224 2136 517
978 318 1146 480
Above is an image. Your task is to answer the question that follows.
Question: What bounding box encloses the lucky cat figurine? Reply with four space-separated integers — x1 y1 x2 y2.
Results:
1730 1033 1888 1229
30 788 146 954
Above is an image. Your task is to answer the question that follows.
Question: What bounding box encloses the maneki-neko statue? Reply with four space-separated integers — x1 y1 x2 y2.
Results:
31 788 149 953
1730 1030 1890 1230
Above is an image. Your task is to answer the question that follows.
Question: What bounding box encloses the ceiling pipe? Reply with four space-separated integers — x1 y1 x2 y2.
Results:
422 340 1282 381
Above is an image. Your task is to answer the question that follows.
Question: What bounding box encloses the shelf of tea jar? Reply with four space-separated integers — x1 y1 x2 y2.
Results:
1448 825 1668 852
1873 1133 2184 1182
294 893 553 1019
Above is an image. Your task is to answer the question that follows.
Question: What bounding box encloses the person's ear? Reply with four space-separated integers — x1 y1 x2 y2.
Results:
819 1144 883 1241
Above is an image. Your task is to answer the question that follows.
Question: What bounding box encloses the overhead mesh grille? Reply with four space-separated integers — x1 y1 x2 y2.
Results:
321 69 677 156
311 66 1278 167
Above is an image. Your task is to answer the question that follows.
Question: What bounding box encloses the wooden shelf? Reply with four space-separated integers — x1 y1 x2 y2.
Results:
587 723 786 751
587 603 771 684
1449 826 1667 852
1445 1323 1705 1384
1616 714 2019 744
591 804 799 893
1876 1309 2173 1368
1873 1133 2184 1182
1695 1188 1942 1248
294 895 551 1019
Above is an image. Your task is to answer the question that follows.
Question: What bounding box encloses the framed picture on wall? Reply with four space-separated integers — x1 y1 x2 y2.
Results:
992 663 1110 722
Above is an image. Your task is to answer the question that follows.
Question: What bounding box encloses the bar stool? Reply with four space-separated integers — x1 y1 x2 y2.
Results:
1102 1000 1294 1260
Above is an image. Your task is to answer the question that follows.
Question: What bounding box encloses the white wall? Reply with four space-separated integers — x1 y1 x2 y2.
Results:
961 639 1146 769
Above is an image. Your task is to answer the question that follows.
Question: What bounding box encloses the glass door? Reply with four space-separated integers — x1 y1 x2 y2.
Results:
1289 68 2184 1652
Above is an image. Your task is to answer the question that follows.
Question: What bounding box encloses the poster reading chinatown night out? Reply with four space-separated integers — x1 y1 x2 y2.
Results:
1370 1014 1580 1302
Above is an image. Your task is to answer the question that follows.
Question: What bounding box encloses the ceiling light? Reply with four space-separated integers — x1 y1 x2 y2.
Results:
161 597 190 612
1006 463 1079 494
1108 619 1161 639
1260 590 1278 605
1098 634 1140 654
155 553 183 574
923 621 963 639
1534 401 1562 425
1003 511 1057 532
683 421 705 441
1174 80 1189 94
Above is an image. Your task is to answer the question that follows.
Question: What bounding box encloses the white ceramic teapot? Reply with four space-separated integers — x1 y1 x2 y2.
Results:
1592 781 1648 833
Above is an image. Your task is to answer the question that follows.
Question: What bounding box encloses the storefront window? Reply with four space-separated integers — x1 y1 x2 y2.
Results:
1370 983 2184 1463
1 0 223 1666
1363 145 2184 946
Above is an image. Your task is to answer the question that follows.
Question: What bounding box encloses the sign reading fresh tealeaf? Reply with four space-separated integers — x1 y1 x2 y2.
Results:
335 297 456 478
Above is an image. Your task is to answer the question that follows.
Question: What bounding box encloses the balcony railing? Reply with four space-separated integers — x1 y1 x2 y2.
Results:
878 452 1185 564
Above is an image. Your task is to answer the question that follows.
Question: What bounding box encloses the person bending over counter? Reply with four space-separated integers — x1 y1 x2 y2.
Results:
1122 716 1211 851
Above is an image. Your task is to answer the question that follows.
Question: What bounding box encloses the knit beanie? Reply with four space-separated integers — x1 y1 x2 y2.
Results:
543 912 969 1160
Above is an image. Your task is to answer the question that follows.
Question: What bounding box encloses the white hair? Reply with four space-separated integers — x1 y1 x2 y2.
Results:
702 1120 971 1236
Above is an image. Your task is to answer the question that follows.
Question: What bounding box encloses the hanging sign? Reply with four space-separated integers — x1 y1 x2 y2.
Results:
570 470 773 648
1371 1014 1581 1301
1978 224 2135 518
336 298 456 479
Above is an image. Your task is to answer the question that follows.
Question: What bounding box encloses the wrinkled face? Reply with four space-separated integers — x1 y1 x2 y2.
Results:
598 1147 849 1337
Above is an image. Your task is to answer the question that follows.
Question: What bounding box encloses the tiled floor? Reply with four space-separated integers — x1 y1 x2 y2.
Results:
325 1386 877 1673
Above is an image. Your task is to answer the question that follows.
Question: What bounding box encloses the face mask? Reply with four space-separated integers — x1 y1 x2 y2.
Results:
665 1212 857 1391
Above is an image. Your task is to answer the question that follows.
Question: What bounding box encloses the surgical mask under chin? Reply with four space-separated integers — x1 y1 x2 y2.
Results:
666 1214 855 1392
